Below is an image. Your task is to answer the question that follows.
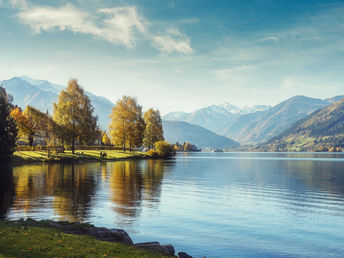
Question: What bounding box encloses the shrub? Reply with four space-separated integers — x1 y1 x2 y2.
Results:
146 149 159 158
154 141 176 158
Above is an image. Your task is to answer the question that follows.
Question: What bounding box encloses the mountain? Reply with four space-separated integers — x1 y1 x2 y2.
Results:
260 98 344 152
162 120 239 149
0 76 114 129
221 95 344 144
163 102 270 133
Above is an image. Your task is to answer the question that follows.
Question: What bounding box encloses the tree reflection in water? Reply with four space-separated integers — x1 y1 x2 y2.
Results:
0 164 14 218
3 160 174 226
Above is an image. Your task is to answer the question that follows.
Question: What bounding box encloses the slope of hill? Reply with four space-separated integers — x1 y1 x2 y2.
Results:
162 120 239 149
1 77 114 129
221 95 344 144
260 99 344 152
163 103 270 133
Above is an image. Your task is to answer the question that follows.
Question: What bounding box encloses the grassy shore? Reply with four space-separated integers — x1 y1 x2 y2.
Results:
0 220 169 257
12 150 151 164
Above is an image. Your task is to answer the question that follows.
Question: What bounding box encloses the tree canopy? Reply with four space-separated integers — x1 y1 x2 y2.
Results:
109 96 145 151
53 79 98 153
10 107 34 146
143 108 164 149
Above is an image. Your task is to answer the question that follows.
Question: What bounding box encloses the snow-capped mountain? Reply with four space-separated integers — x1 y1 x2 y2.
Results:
163 102 270 133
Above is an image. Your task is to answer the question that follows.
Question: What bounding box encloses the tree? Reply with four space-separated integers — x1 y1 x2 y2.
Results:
24 106 59 149
102 131 111 146
10 107 35 146
53 79 98 154
143 108 164 149
109 96 145 152
0 87 18 162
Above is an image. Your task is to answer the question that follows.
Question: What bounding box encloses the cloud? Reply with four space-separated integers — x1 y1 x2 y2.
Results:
16 3 145 48
97 7 145 47
152 27 193 54
12 1 193 53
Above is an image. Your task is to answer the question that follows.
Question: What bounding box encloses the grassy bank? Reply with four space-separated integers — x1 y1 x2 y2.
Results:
0 220 169 257
12 150 151 164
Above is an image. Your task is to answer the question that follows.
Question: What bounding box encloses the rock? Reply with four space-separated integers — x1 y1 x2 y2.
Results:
162 244 175 255
109 229 133 245
178 251 193 258
20 219 134 245
134 242 171 255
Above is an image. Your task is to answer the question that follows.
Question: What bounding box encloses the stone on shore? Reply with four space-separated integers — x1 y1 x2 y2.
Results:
178 251 193 258
135 241 175 255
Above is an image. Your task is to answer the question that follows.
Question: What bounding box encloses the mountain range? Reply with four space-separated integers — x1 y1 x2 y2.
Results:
164 95 344 145
260 98 344 152
163 103 270 133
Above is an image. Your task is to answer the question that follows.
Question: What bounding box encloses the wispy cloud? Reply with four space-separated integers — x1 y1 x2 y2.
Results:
153 27 193 54
11 1 193 53
16 3 145 48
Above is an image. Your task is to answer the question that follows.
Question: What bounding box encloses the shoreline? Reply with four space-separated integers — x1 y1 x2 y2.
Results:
11 149 155 165
0 219 192 257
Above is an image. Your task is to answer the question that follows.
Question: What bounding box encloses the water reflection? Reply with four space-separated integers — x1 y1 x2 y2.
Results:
0 164 14 218
3 160 172 225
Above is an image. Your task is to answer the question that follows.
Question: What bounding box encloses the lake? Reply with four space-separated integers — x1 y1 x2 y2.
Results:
1 152 344 257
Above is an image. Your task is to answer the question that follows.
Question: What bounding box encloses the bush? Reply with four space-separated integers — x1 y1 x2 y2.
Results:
154 141 176 158
146 149 159 158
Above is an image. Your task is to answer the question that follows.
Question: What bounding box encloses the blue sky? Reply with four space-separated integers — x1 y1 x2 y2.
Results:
0 0 344 114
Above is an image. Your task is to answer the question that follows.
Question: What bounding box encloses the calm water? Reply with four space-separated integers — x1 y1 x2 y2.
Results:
1 152 344 257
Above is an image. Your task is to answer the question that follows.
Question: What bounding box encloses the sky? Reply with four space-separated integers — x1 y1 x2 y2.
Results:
0 0 344 114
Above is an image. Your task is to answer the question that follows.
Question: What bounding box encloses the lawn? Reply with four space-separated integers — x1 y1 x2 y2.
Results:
12 150 150 164
0 220 169 257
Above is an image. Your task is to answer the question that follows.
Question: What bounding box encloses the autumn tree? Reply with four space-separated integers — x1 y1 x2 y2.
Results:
10 107 35 146
109 96 145 152
102 131 111 146
0 87 18 162
53 79 98 154
143 108 164 149
24 106 59 149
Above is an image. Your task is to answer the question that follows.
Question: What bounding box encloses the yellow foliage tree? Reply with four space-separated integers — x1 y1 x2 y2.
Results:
10 107 35 146
109 96 145 152
24 106 59 149
143 108 164 149
53 79 98 154
102 131 111 146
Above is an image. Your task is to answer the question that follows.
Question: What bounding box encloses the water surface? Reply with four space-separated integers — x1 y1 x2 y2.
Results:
1 152 344 257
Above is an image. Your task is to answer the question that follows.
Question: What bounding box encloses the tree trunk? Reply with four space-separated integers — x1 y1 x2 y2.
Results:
72 132 75 154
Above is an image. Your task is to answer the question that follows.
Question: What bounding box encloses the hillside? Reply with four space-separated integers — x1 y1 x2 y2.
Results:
260 99 344 152
221 95 343 144
162 120 239 149
1 77 114 129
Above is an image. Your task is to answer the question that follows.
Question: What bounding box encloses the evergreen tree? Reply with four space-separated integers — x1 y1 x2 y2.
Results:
143 108 164 149
0 87 18 162
53 79 98 154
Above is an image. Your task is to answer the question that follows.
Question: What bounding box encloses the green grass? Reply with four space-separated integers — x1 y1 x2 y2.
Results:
12 150 150 164
0 220 169 257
